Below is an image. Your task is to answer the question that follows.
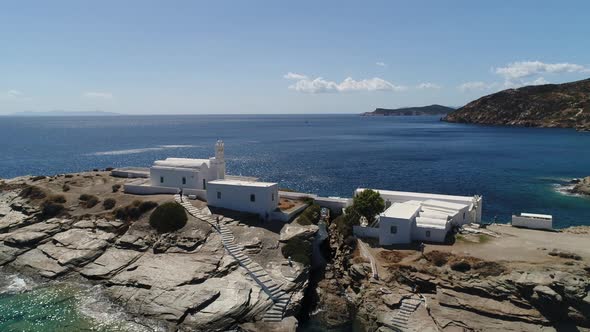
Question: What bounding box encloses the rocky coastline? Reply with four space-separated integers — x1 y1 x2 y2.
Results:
0 172 316 331
570 177 590 196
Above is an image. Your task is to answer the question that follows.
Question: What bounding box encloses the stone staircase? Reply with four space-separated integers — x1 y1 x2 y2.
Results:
174 195 290 322
390 297 422 331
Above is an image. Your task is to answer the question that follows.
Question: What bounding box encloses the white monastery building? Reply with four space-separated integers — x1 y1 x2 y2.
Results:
149 140 226 190
124 141 279 218
353 188 482 245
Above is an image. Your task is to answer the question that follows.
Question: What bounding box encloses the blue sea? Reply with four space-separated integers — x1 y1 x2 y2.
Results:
1 114 589 228
1 114 590 331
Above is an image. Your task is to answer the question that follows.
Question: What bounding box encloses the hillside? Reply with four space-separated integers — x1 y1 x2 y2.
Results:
443 78 590 131
362 104 454 116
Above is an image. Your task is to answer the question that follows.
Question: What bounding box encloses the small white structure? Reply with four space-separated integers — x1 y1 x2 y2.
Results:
206 179 279 219
149 140 226 191
353 188 482 245
512 213 553 231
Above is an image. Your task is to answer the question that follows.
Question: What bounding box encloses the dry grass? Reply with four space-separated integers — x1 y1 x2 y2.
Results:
380 250 412 264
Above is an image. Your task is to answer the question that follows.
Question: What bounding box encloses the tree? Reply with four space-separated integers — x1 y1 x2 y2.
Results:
348 189 385 224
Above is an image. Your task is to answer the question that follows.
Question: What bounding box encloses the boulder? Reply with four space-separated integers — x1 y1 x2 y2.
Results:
81 247 143 279
4 231 48 247
349 263 368 280
279 224 318 243
0 243 26 265
9 248 69 278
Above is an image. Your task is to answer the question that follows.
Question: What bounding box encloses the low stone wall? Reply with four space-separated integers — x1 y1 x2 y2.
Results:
124 184 179 195
272 203 309 222
183 188 207 201
278 191 351 213
111 168 149 178
353 225 380 239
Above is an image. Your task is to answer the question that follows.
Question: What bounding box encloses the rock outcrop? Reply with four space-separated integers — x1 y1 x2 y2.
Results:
571 176 590 195
443 78 590 131
0 175 310 332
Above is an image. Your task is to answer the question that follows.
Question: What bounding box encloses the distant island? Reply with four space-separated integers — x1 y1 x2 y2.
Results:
8 110 120 117
443 78 590 131
361 104 455 116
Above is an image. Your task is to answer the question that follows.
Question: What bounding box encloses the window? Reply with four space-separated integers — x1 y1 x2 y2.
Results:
160 176 164 183
390 226 397 234
203 179 206 189
463 212 466 220
426 230 431 238
250 194 256 202
182 177 186 185
217 191 221 199
272 193 275 201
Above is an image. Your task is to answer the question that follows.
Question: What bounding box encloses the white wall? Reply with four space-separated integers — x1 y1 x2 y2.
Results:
206 183 279 218
512 215 553 230
411 226 448 243
150 167 201 189
379 216 414 245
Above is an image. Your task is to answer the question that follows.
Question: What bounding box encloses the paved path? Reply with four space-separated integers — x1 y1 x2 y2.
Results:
174 195 290 322
358 239 378 279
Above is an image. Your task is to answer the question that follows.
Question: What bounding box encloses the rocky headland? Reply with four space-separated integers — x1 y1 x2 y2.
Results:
570 176 590 196
362 105 454 116
0 172 316 331
443 78 590 131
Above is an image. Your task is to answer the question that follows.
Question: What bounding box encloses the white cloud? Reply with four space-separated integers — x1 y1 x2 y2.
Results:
526 77 550 85
284 73 406 93
83 91 113 99
416 82 441 89
283 72 308 80
494 61 589 80
376 62 386 67
0 90 24 100
7 90 22 97
458 81 493 92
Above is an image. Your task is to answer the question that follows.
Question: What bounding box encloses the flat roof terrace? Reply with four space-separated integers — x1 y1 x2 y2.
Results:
208 179 277 188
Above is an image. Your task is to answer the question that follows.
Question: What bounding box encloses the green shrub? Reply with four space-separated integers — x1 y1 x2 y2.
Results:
64 174 74 178
138 201 158 213
297 204 321 225
31 175 46 182
149 202 187 233
334 214 354 238
79 194 91 201
281 237 312 265
62 184 70 192
103 198 116 210
79 194 99 208
19 186 47 200
48 194 66 204
114 200 159 221
40 200 64 219
112 184 121 193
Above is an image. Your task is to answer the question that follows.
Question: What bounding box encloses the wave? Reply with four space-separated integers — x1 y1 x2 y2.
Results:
76 284 164 332
0 273 34 294
87 145 198 156
552 183 583 197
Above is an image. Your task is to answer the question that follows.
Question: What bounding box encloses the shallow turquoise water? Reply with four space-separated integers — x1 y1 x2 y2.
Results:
0 272 154 332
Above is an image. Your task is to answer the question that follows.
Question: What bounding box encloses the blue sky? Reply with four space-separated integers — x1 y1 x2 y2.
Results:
1 1 589 114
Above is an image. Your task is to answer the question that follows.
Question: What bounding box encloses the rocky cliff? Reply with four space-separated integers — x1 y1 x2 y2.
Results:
571 176 590 195
443 78 590 131
0 173 312 332
362 104 454 116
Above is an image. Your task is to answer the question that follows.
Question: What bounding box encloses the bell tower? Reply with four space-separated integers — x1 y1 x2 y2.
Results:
214 140 226 179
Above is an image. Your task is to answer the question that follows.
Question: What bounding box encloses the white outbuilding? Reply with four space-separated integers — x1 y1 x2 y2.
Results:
353 188 482 245
206 179 279 219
